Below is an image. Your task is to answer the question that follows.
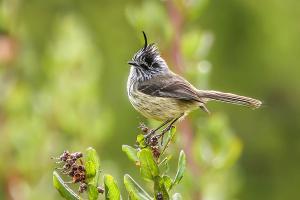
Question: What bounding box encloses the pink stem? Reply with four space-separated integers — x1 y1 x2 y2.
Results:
165 0 201 180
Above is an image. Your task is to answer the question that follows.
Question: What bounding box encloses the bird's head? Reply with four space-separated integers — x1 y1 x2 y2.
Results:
128 32 168 80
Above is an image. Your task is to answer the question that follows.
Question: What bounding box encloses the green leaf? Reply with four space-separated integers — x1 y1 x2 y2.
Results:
154 176 169 200
53 171 81 200
85 147 100 182
136 134 147 148
169 126 176 142
162 175 172 191
158 155 172 174
122 145 139 163
85 147 101 200
162 127 176 147
138 149 159 181
172 193 182 200
85 161 96 178
124 174 152 200
171 150 186 189
87 185 99 200
104 174 121 200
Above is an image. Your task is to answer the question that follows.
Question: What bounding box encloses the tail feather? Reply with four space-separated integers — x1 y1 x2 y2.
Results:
198 90 262 109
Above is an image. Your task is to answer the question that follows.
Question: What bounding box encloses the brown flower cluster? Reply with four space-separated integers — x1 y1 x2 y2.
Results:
139 123 161 159
52 150 104 194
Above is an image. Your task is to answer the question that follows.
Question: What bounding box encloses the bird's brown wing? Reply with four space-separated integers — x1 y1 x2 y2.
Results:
137 73 202 102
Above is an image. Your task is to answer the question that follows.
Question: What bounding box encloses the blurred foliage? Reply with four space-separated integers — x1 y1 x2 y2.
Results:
0 0 299 200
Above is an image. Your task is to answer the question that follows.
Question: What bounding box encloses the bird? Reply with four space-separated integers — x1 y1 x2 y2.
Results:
127 32 262 138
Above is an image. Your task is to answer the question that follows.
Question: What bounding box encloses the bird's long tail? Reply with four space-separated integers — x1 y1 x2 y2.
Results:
198 90 262 109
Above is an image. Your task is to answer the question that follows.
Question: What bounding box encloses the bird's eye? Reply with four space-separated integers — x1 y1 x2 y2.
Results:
145 56 153 65
140 63 148 69
151 62 160 68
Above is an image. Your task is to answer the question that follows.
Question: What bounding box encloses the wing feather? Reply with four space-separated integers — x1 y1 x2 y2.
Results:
137 73 202 102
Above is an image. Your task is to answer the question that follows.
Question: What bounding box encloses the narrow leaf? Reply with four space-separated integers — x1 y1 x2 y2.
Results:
104 174 121 200
53 171 81 200
154 176 169 200
136 134 147 148
124 174 152 200
169 126 177 142
85 147 100 183
172 193 182 200
122 145 139 163
85 161 96 178
163 126 177 146
158 155 172 174
171 150 186 189
87 185 99 200
138 149 159 181
160 127 177 157
162 175 172 191
85 147 101 200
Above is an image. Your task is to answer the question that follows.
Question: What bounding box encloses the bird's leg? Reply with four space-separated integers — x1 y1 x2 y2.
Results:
144 119 172 141
158 114 183 144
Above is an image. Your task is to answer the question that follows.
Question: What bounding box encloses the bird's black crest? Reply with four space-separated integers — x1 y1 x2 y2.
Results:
132 32 160 66
142 31 147 50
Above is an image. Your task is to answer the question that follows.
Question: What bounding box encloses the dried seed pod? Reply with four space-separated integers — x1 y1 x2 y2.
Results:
72 152 83 159
71 164 78 171
150 136 158 146
156 192 163 200
139 123 149 133
78 165 85 172
97 186 104 194
151 146 160 158
66 158 75 166
80 174 86 180
63 163 71 170
73 173 82 183
78 182 88 193
60 150 70 161
68 170 74 177
52 150 88 194
141 127 148 133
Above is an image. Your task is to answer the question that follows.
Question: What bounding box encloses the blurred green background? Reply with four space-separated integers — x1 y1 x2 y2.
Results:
0 0 299 199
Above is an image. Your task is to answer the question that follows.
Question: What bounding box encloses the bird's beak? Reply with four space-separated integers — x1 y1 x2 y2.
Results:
128 61 139 67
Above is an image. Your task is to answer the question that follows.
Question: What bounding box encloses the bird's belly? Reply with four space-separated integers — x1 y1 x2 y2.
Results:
129 90 198 121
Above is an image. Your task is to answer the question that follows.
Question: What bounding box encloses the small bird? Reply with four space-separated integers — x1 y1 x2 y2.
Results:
127 32 261 137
